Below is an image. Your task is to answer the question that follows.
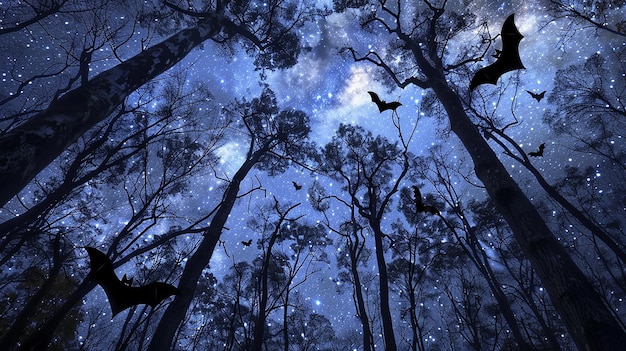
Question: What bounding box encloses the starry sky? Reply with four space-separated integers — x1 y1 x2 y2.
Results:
1 0 624 348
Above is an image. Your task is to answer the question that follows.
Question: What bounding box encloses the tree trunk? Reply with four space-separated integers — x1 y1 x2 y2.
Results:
282 290 290 351
369 216 397 351
251 216 281 351
147 145 269 351
420 58 626 349
456 211 535 350
0 15 223 207
493 131 626 264
349 238 373 351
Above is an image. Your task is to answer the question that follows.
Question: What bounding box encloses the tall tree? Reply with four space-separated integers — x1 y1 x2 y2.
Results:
412 146 559 349
310 180 375 351
337 1 626 349
0 0 311 206
314 123 414 351
8 77 221 350
250 200 302 351
147 87 313 350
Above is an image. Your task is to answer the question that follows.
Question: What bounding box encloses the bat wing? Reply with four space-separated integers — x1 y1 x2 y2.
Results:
470 14 525 90
368 91 381 104
368 91 384 112
383 101 402 112
526 90 545 102
86 247 129 316
86 247 119 287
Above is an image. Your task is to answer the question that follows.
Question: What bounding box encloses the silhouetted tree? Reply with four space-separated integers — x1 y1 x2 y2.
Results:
313 123 414 351
9 77 220 350
339 1 626 348
0 0 313 206
311 179 375 351
288 298 336 351
0 232 83 350
147 87 312 350
250 199 302 351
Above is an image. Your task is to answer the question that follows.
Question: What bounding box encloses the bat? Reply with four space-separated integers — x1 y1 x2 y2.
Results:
412 186 440 215
121 274 133 286
85 247 180 317
528 143 545 157
292 181 302 190
470 14 525 90
526 90 546 102
241 239 253 246
368 91 402 113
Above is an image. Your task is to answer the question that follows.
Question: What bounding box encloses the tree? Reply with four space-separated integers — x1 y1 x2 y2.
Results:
288 303 336 351
414 145 560 350
386 221 438 351
0 0 313 206
0 76 217 261
212 261 256 350
313 123 414 351
147 87 313 350
250 199 302 351
6 76 221 350
244 199 333 351
339 1 626 348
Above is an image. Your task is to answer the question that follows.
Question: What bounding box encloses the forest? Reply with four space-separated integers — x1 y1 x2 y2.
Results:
0 0 625 350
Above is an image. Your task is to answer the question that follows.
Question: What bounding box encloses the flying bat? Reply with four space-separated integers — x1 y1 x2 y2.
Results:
526 90 546 102
470 14 525 90
292 181 302 190
85 247 180 317
121 274 133 286
528 143 545 157
412 186 440 215
368 91 402 113
241 239 253 247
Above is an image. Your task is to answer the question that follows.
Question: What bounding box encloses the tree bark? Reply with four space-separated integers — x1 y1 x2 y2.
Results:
0 15 223 207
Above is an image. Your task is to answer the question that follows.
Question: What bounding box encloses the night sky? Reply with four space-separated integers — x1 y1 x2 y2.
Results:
1 0 624 349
